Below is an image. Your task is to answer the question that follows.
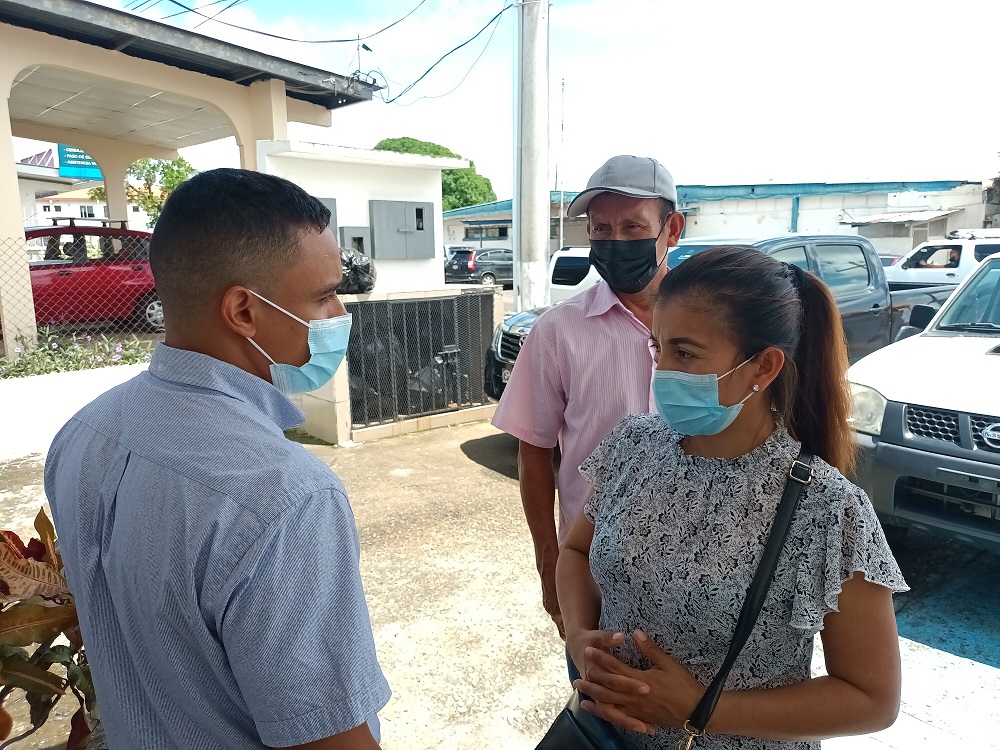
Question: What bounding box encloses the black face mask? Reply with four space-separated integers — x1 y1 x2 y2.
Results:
589 236 664 295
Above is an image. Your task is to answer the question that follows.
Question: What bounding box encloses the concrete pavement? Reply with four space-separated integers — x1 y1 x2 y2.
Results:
0 365 998 748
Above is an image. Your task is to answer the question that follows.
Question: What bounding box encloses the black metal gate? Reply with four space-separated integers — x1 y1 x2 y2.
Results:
345 289 494 428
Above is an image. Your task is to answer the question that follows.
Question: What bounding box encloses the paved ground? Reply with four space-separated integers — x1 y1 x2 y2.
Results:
1 367 999 749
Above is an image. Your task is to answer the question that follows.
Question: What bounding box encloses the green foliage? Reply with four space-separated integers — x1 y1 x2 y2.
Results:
88 157 196 227
374 137 497 211
0 329 153 379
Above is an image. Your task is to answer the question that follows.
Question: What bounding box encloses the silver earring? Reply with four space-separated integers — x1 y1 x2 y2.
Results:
752 384 760 392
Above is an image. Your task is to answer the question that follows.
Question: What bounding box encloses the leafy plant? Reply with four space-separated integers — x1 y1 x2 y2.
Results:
0 510 103 750
88 157 196 227
373 137 497 210
0 328 153 379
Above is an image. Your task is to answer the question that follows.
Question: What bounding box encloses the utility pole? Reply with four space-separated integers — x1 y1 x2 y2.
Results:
557 77 565 254
513 0 550 312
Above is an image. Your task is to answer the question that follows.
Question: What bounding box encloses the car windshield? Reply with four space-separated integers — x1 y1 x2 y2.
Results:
935 259 1000 330
451 251 472 261
667 244 719 266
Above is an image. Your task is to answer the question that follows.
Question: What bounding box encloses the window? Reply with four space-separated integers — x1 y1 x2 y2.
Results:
54 205 62 213
815 244 870 297
102 205 108 218
80 206 95 219
415 207 424 231
904 244 960 270
768 245 808 271
974 244 1000 263
131 205 140 213
464 226 510 240
42 205 51 213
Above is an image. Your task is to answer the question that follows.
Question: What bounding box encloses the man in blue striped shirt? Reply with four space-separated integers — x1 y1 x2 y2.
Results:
45 169 391 749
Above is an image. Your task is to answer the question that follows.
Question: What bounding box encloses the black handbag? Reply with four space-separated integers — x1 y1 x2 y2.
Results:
535 451 815 750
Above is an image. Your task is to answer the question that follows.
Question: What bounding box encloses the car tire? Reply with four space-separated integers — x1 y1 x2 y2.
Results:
135 292 165 332
480 273 496 286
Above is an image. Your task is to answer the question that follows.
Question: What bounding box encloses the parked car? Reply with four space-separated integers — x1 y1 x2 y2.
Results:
884 229 1000 286
18 221 162 331
847 249 1000 551
485 235 957 399
445 247 514 287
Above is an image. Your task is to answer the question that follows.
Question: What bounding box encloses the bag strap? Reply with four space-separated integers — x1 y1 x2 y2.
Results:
678 450 815 750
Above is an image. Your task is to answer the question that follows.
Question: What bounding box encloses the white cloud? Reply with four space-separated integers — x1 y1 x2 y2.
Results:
40 0 1000 199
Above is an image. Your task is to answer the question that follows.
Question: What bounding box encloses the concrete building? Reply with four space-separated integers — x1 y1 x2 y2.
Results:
443 180 987 257
0 0 378 348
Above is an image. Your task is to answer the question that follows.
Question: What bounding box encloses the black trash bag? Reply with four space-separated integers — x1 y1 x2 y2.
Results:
337 247 377 294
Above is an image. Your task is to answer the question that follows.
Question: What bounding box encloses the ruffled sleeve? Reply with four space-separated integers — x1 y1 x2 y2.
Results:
790 474 909 632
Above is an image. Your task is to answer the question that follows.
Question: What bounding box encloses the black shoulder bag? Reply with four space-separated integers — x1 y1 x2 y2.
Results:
535 451 815 750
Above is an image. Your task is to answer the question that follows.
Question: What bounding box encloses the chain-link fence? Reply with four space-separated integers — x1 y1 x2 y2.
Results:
346 289 495 428
0 226 163 368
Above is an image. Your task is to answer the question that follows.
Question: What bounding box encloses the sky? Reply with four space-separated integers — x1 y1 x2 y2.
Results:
13 0 1000 199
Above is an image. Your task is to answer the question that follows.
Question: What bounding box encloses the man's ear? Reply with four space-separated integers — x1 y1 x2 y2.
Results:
666 211 686 246
220 286 258 338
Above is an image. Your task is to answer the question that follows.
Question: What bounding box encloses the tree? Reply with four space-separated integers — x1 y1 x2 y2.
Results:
373 137 497 211
88 157 196 227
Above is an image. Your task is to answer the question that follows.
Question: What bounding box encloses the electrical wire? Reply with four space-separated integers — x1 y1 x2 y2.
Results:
193 0 246 29
158 0 429 43
161 0 230 20
383 3 512 104
394 2 505 106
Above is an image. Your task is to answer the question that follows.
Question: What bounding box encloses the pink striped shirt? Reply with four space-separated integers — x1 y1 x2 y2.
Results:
492 281 656 542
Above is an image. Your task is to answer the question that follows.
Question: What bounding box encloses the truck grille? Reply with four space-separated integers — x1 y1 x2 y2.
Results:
897 476 1000 532
498 330 525 361
906 405 960 445
972 414 1000 454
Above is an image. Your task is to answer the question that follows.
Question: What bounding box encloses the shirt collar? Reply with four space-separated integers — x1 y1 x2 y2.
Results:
148 343 305 430
584 280 625 319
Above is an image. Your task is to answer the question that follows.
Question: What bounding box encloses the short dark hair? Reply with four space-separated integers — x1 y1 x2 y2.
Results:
150 168 330 323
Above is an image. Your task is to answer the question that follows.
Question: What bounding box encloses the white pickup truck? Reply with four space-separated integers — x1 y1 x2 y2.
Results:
848 250 1000 550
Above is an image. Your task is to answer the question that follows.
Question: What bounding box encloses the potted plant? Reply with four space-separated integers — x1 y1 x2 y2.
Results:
0 508 102 749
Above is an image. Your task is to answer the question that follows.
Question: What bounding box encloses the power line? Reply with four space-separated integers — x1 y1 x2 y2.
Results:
192 0 246 30
158 0 428 43
383 3 513 104
394 2 506 106
161 0 230 20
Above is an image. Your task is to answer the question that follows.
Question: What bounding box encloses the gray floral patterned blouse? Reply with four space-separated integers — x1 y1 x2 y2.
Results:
580 415 908 750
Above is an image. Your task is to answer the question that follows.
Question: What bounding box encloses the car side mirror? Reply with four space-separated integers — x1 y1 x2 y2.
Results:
908 304 936 331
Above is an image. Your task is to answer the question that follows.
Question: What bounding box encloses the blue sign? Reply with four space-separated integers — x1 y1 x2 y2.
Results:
57 145 103 180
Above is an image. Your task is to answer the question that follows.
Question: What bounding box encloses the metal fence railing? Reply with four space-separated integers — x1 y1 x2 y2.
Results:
0 230 163 365
346 290 495 428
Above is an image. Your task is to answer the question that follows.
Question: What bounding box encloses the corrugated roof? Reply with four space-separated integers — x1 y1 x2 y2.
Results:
444 182 979 220
843 208 961 226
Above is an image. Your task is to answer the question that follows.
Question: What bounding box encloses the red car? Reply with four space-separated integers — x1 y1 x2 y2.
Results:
23 221 162 331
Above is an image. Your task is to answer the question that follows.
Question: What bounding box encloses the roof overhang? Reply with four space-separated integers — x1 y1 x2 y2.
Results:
259 140 469 170
0 0 378 110
843 208 962 227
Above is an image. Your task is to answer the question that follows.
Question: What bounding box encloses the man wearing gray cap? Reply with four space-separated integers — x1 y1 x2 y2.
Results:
492 156 684 660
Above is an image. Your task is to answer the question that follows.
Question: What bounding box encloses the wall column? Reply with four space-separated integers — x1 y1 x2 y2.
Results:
0 92 37 357
239 79 290 171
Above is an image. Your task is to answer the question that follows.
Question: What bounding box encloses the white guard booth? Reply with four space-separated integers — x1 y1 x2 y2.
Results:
257 140 505 445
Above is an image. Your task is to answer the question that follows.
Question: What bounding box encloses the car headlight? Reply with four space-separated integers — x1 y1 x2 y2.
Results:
848 383 887 436
491 323 504 355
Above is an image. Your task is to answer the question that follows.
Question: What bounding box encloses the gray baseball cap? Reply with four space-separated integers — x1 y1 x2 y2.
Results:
567 155 677 218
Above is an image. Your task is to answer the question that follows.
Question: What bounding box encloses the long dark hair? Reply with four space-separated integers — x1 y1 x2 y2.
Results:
657 246 855 473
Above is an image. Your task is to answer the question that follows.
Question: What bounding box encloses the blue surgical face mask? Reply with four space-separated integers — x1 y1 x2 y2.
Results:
652 356 758 436
245 291 352 396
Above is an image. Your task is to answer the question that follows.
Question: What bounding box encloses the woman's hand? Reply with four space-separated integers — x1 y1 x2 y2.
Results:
566 629 626 682
573 629 704 734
